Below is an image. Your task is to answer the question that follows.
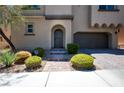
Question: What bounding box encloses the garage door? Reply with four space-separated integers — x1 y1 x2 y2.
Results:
74 32 108 49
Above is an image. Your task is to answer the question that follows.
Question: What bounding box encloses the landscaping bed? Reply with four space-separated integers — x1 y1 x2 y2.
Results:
0 48 102 73
0 61 46 73
0 48 46 73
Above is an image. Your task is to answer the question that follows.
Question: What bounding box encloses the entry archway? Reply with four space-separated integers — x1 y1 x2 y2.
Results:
54 29 63 48
51 25 65 48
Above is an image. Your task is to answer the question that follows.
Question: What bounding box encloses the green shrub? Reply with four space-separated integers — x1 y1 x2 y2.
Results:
15 51 32 64
70 54 94 69
0 52 15 67
67 43 79 54
25 56 42 69
33 47 45 57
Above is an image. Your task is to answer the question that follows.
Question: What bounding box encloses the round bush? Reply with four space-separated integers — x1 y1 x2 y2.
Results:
15 51 32 64
70 54 94 69
33 47 45 57
25 56 42 69
67 43 79 54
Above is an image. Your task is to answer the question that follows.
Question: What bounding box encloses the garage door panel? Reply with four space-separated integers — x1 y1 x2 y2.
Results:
74 33 108 49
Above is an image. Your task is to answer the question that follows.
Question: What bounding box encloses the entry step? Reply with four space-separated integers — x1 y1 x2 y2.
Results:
49 48 68 54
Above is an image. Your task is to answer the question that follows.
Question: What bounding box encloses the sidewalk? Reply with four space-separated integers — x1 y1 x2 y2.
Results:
0 70 124 87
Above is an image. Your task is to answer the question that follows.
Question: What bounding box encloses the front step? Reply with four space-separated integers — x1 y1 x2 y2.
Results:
49 48 67 54
46 49 72 61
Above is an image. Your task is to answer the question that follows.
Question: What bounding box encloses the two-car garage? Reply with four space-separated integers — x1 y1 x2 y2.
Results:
74 32 109 49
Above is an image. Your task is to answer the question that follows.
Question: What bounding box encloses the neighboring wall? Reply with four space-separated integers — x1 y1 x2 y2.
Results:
118 27 124 48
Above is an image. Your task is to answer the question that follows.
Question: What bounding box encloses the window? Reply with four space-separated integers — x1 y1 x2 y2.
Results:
22 5 40 10
27 24 33 33
25 23 35 35
98 5 119 11
32 5 40 9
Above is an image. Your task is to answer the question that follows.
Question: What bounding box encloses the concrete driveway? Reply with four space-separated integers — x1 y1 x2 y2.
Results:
79 49 124 69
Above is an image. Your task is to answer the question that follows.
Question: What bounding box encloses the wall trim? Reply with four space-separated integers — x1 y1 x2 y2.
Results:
45 15 73 20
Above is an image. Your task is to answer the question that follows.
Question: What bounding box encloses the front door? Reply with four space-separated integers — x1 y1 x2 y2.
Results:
54 29 63 48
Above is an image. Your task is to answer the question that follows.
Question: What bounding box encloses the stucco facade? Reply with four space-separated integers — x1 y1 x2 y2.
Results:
9 5 124 50
12 17 72 50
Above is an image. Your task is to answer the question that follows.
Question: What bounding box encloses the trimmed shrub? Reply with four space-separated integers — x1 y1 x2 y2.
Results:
0 51 15 67
70 54 94 69
15 51 32 64
67 43 79 54
33 47 45 57
25 56 42 69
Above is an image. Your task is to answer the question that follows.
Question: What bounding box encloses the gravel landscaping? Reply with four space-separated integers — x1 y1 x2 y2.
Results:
0 61 46 73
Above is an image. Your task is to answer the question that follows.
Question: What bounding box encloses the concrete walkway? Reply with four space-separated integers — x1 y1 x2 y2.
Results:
0 70 124 87
42 61 75 72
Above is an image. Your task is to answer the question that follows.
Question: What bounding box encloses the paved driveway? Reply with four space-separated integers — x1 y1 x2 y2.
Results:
79 49 124 69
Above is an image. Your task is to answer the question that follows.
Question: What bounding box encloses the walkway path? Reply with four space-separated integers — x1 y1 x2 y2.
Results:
0 70 124 87
42 61 75 72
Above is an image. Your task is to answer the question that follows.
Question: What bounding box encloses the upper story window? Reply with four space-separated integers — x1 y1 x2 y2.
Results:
22 5 40 10
98 5 119 11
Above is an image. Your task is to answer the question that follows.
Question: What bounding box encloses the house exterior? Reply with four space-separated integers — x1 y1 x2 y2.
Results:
1 5 124 50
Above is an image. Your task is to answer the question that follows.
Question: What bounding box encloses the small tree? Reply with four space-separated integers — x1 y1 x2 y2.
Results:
0 5 24 52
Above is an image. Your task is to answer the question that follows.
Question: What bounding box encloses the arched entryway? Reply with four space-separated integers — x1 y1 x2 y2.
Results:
51 25 65 48
54 29 63 48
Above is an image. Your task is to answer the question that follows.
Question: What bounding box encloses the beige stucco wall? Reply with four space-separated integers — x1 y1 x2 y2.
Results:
91 5 124 27
12 17 48 50
45 5 72 15
11 16 72 50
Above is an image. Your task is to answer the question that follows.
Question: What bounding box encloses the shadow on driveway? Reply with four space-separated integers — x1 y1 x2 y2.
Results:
0 73 29 86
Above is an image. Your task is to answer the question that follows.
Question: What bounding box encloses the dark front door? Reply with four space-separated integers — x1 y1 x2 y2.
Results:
54 29 63 48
